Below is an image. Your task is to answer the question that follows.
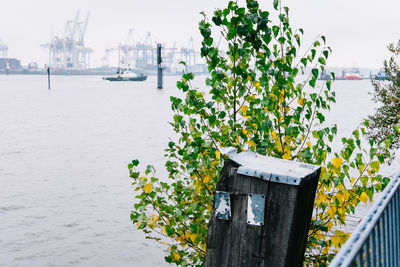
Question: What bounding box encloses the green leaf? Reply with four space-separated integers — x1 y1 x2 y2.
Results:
272 26 280 37
312 68 319 79
166 225 175 236
309 78 316 88
273 0 279 10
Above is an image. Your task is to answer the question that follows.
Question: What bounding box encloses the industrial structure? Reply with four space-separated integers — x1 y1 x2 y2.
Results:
0 38 22 71
42 10 93 70
0 38 8 58
101 30 207 75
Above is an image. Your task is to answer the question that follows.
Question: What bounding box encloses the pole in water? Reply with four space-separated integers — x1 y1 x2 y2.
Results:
47 66 51 90
157 43 163 89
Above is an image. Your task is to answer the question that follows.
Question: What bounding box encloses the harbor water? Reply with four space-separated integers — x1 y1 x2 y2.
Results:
0 75 399 266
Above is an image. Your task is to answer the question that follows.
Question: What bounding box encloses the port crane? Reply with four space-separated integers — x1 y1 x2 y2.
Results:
42 10 92 69
0 38 7 58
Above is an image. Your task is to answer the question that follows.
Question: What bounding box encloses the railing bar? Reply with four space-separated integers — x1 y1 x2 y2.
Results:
392 199 395 267
385 209 390 267
389 203 392 267
390 197 396 267
397 192 400 266
396 192 400 267
365 240 371 267
382 214 386 267
377 219 382 267
370 229 376 266
356 252 363 267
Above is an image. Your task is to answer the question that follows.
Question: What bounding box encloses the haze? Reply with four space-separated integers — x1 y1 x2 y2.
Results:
1 0 399 68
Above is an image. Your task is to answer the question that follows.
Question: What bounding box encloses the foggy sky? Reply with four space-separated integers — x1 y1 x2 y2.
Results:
1 0 399 68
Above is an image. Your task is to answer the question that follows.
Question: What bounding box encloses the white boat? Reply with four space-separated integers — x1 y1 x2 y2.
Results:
103 68 147 81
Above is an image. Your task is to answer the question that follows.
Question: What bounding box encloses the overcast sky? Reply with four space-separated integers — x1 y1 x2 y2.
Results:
1 0 399 68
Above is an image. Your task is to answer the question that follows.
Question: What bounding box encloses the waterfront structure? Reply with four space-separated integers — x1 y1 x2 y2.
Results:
102 31 207 75
0 58 22 70
41 10 93 69
0 38 7 58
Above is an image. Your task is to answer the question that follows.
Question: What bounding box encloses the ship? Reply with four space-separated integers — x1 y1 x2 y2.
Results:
345 68 363 80
373 69 387 80
103 67 147 81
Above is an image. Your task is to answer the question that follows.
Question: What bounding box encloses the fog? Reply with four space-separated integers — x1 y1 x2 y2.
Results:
1 0 399 68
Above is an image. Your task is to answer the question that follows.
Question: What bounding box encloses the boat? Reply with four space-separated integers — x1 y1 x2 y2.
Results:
103 68 147 81
373 69 387 80
345 68 363 80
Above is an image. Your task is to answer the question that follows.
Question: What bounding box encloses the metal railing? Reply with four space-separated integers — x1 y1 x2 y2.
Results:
329 172 400 267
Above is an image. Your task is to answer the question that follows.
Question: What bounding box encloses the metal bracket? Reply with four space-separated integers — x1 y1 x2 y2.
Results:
247 193 265 226
215 191 231 220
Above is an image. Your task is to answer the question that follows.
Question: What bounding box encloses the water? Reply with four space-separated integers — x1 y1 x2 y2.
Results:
0 75 398 266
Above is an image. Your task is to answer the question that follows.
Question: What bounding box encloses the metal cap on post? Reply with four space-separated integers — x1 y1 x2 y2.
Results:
205 151 321 267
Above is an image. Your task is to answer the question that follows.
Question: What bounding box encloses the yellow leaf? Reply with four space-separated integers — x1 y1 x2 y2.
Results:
282 150 291 160
350 177 355 185
306 142 312 149
203 175 211 184
327 206 336 218
332 157 343 169
297 97 305 106
161 225 167 234
210 161 219 167
331 236 341 248
235 136 240 145
253 81 260 90
284 135 292 143
190 234 197 243
173 251 180 261
343 191 350 201
215 151 221 159
359 192 369 203
326 221 333 231
321 246 330 254
271 131 277 140
247 140 256 147
336 193 344 203
143 182 153 193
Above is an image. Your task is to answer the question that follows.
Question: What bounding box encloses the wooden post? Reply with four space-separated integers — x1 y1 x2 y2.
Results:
204 151 321 267
157 43 163 89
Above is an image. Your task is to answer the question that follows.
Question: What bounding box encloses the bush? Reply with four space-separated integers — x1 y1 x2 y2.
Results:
129 1 396 265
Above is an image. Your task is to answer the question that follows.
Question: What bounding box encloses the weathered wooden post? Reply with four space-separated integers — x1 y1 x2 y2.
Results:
204 150 321 267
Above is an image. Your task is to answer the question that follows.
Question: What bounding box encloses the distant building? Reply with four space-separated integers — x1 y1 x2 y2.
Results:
0 58 22 70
